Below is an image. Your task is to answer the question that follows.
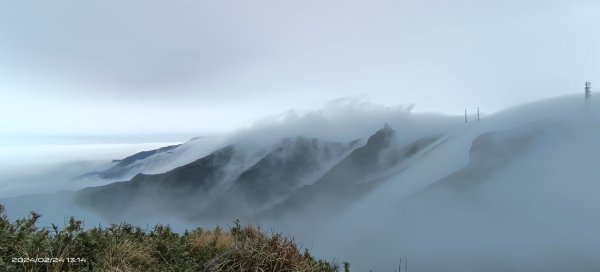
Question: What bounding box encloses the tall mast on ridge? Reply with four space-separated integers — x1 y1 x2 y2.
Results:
585 81 591 104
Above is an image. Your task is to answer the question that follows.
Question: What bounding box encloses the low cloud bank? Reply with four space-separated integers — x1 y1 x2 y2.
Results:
3 95 600 271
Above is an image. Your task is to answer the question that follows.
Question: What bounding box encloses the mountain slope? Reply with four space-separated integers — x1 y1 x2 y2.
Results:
84 144 181 179
262 127 441 219
75 136 360 221
80 136 227 181
413 123 543 196
201 136 361 218
76 145 237 219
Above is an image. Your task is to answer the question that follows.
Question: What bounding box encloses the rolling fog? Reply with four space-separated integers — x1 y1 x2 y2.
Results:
0 138 190 198
0 136 191 229
1 95 599 271
281 95 600 271
2 1 599 270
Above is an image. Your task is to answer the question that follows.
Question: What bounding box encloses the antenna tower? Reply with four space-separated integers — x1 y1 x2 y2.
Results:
585 81 591 103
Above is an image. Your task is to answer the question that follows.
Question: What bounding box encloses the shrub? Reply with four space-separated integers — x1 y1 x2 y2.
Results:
0 204 343 272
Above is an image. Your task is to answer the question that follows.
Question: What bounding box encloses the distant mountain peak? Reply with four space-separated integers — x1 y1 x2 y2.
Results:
112 144 181 168
366 127 396 147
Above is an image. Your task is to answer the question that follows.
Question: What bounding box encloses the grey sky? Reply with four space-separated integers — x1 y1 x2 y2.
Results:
1 0 598 135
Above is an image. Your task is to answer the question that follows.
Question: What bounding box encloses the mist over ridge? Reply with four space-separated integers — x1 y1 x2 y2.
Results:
2 0 598 269
2 93 600 271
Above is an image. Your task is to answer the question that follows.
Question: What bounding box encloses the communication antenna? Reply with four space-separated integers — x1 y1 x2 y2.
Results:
477 107 480 121
585 81 591 103
397 256 409 272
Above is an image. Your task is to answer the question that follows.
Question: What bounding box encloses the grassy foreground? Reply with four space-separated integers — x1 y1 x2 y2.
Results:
0 204 347 272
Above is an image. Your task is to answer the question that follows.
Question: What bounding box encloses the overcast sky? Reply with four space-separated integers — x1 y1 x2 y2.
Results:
1 0 598 136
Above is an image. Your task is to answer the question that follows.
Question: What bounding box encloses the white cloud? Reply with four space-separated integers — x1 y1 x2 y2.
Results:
1 0 599 134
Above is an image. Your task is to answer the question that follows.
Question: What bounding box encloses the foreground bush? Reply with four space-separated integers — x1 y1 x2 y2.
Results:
0 204 343 272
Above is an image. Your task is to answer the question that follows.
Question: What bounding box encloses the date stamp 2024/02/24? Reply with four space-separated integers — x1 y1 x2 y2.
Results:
11 257 87 263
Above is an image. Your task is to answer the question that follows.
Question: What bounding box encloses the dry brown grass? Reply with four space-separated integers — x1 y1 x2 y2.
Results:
95 238 156 272
204 224 339 272
0 205 342 272
189 227 235 252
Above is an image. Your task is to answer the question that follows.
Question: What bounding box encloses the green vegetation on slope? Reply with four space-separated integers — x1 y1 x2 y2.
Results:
0 204 344 272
